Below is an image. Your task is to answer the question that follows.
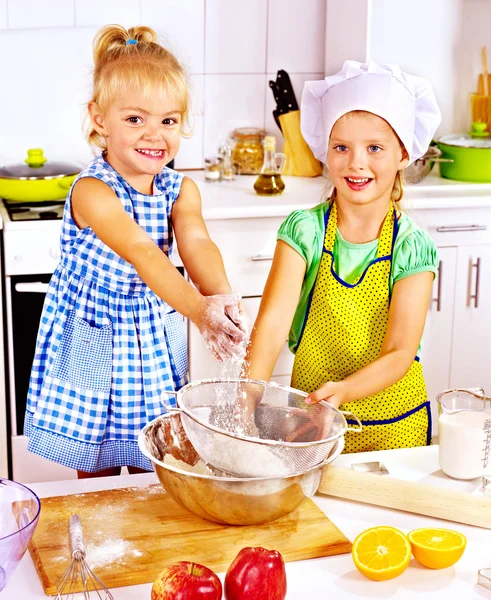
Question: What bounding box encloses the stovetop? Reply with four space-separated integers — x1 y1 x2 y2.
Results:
3 199 65 221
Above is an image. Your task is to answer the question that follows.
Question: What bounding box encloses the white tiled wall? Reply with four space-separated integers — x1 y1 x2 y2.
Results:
0 0 326 170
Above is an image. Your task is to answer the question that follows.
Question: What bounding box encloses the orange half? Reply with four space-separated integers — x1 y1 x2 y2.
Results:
407 528 466 569
352 526 411 581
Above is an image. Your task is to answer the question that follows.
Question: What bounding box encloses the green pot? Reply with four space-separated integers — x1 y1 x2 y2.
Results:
0 148 81 202
437 128 491 183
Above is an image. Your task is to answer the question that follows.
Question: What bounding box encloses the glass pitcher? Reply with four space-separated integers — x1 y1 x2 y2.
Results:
436 388 491 480
254 136 286 196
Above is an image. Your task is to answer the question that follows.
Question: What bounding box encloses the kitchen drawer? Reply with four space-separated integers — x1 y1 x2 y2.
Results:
413 207 491 247
204 217 285 297
3 226 62 276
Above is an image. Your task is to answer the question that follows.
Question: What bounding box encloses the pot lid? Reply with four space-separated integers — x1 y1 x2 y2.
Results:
439 122 491 149
0 149 81 180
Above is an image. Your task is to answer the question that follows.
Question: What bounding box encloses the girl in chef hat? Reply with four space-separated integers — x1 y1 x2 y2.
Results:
245 61 441 452
24 24 247 477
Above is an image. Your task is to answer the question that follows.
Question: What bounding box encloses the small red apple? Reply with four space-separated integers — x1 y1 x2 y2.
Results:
224 547 287 600
151 561 222 600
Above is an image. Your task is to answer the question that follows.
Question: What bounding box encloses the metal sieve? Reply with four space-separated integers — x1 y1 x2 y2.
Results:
162 378 362 478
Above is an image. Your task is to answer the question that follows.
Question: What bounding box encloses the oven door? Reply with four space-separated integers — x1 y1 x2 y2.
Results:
5 273 76 482
5 274 51 438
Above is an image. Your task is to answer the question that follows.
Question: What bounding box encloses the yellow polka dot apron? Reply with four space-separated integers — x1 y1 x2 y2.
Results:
291 201 431 453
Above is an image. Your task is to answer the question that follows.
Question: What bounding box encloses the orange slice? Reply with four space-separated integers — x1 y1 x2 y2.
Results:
352 526 411 581
407 528 466 569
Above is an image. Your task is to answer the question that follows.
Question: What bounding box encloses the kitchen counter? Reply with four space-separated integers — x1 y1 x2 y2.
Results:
183 168 491 220
7 445 491 599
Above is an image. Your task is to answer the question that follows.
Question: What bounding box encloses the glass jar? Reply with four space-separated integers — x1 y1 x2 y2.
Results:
204 157 222 182
232 127 265 175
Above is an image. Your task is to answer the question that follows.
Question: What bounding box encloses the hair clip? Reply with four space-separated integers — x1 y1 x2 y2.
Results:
126 39 137 46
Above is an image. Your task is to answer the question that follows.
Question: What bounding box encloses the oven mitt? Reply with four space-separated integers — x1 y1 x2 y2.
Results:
269 70 322 177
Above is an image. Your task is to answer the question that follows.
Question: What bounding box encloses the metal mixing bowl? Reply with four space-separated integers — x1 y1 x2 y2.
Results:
138 412 344 526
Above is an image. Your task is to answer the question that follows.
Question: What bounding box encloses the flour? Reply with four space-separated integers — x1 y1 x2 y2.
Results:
187 404 287 478
86 539 128 568
86 539 143 569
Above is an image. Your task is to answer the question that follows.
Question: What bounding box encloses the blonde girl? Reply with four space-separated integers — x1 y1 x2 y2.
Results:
245 61 441 453
25 25 247 477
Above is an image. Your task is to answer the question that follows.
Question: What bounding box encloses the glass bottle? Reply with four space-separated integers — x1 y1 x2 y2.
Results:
218 140 237 181
254 136 286 196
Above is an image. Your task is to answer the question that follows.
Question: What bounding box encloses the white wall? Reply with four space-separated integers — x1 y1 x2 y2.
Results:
368 0 461 137
326 0 484 139
0 0 326 170
454 0 491 133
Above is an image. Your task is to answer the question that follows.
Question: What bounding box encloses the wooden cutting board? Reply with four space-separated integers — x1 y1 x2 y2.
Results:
28 484 351 595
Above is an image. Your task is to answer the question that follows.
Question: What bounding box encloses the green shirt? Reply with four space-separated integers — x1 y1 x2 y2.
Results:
277 203 439 353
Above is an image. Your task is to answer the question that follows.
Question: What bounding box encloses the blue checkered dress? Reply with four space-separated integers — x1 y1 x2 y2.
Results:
24 155 188 472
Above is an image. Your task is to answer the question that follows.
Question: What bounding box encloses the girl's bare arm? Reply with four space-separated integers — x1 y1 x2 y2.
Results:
245 240 306 381
171 177 233 296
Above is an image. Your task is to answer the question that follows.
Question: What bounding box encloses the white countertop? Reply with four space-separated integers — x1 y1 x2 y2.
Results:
182 167 491 220
7 445 491 599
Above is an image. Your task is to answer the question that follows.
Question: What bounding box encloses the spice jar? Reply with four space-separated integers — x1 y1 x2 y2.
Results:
204 157 222 182
232 127 265 175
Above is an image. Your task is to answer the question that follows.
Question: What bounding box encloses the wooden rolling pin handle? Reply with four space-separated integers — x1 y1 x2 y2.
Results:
318 466 491 529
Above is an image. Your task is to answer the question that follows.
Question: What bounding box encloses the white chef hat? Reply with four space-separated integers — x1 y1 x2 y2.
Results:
300 60 441 165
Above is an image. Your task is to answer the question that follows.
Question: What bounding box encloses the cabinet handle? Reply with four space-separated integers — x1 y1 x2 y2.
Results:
250 254 274 262
470 257 481 308
436 225 487 233
433 260 442 312
14 282 49 293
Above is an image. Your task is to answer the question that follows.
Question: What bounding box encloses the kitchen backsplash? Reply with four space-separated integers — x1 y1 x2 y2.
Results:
0 0 326 170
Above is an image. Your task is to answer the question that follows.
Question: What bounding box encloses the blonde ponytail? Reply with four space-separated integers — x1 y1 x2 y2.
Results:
92 25 158 66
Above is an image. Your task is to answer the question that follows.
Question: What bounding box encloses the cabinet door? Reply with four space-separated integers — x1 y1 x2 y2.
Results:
188 297 294 382
450 244 491 391
420 247 457 434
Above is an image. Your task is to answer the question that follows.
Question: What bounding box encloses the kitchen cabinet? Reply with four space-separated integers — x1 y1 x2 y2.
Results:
421 247 457 434
188 214 295 383
417 206 491 432
450 244 491 389
420 246 457 432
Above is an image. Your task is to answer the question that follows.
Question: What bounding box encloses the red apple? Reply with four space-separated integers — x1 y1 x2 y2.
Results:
224 547 287 600
151 561 222 600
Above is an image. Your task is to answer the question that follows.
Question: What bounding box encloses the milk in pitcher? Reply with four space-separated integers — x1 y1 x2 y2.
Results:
439 410 491 480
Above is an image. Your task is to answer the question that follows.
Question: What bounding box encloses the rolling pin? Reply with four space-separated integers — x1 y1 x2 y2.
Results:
318 466 491 529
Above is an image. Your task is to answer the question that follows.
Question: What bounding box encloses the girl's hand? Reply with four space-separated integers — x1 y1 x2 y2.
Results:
286 382 348 443
198 294 248 362
305 381 347 410
225 300 250 338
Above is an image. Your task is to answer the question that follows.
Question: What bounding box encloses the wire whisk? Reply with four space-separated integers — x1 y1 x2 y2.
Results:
56 514 114 599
